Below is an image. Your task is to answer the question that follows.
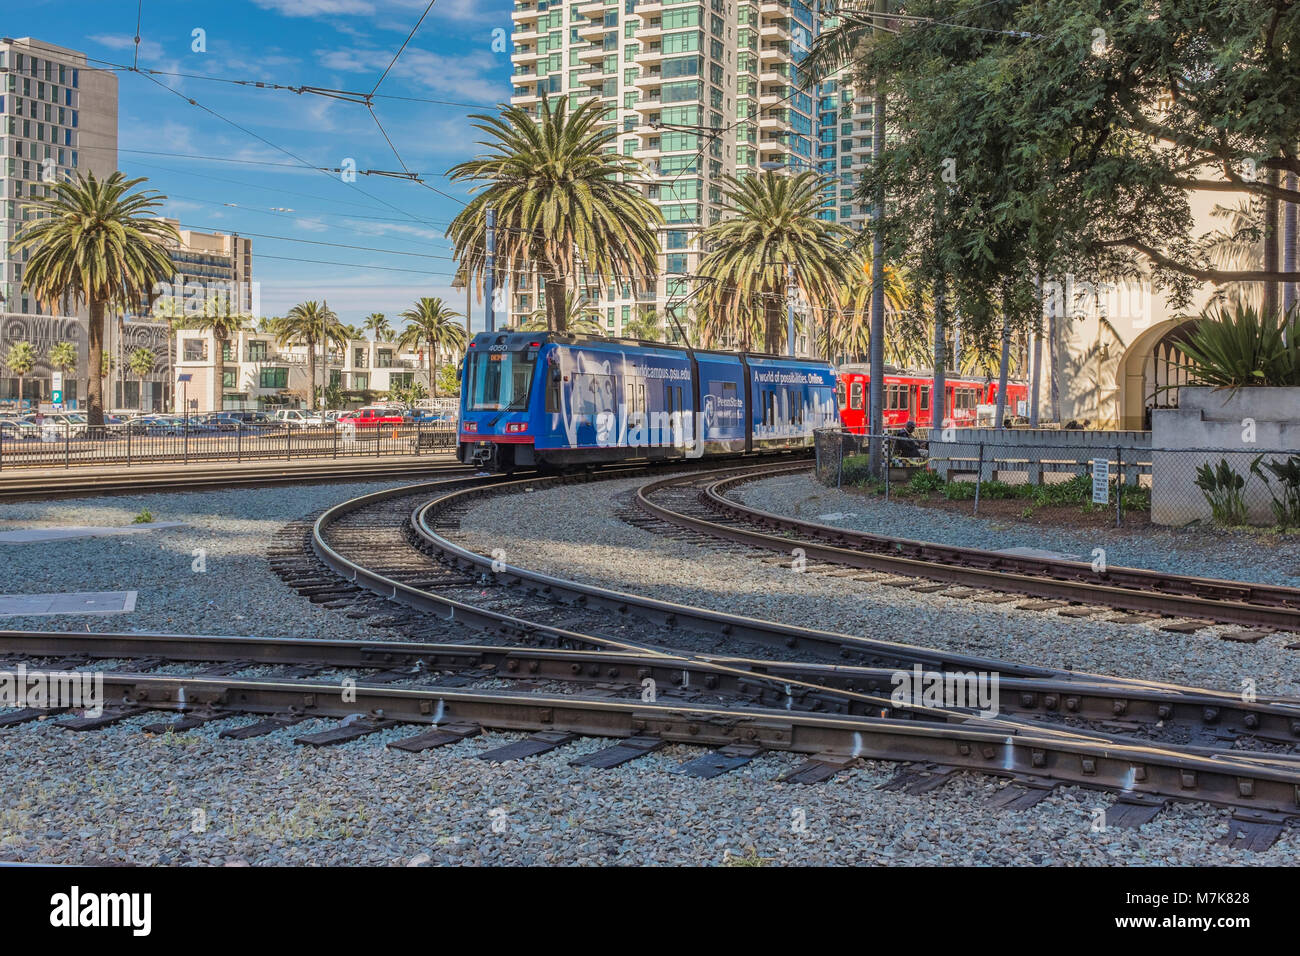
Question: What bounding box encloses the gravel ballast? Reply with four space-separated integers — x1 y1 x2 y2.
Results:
739 471 1300 589
0 477 1296 865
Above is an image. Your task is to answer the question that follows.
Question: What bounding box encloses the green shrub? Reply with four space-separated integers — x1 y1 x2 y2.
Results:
1193 458 1248 525
907 469 945 494
978 480 1019 500
841 453 876 486
1250 454 1300 529
942 480 977 500
132 509 154 524
1027 474 1093 507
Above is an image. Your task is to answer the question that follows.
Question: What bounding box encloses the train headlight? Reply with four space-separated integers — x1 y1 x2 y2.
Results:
462 422 477 432
505 422 527 434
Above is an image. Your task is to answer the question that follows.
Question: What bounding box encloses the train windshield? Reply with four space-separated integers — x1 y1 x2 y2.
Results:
465 350 536 411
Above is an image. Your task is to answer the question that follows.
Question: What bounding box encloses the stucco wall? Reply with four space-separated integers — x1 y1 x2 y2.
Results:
1150 387 1300 525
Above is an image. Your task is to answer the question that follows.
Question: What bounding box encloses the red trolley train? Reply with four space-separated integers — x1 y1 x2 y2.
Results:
835 365 1029 432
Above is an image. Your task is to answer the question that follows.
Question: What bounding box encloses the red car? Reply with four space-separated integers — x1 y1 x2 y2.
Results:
338 406 405 429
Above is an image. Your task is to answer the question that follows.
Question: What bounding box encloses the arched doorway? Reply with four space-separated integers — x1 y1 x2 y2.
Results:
1117 317 1201 429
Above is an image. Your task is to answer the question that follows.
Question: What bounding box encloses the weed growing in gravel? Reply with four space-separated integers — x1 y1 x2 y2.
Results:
722 845 774 866
132 509 154 524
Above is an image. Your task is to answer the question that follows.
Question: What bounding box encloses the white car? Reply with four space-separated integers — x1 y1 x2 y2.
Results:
272 409 327 428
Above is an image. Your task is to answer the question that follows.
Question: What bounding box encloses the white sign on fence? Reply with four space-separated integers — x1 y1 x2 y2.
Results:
1091 458 1110 504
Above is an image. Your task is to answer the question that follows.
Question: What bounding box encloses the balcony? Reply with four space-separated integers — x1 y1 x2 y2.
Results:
633 69 663 90
577 18 606 41
511 4 542 21
575 44 605 64
511 46 543 65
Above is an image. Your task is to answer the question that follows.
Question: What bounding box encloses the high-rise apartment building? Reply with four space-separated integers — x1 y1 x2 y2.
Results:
149 218 256 318
508 0 833 342
0 37 117 316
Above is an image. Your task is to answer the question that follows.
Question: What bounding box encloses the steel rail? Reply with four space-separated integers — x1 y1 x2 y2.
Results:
666 464 1300 631
0 457 473 502
6 628 1300 748
402 474 1300 745
37 668 1300 817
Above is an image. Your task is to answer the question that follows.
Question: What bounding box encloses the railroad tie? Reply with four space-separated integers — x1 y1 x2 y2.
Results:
674 743 764 779
294 716 404 747
779 752 859 785
1215 811 1290 852
387 722 481 753
0 707 67 728
54 707 150 731
475 730 578 763
878 763 960 795
569 735 665 769
1101 794 1166 829
986 776 1056 810
218 714 312 740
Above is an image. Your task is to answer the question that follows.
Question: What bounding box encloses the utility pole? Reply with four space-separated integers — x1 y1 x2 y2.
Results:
484 206 497 334
1285 170 1298 316
867 0 888 474
786 260 797 357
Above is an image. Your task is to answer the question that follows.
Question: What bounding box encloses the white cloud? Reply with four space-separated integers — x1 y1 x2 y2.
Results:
315 45 504 104
294 218 331 232
89 34 167 61
251 0 376 16
257 274 462 324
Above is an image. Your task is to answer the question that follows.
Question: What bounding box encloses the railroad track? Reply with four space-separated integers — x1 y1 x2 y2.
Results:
9 461 1291 848
632 463 1300 637
261 465 1300 844
0 456 471 502
1 627 1299 843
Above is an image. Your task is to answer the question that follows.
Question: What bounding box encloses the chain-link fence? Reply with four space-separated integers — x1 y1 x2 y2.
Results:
0 419 458 470
812 426 1300 528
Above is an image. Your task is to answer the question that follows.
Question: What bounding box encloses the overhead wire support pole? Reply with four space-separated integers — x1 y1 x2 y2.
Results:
485 207 497 334
867 0 888 476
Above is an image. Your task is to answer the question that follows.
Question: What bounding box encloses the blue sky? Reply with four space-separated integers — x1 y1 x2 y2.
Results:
8 0 517 329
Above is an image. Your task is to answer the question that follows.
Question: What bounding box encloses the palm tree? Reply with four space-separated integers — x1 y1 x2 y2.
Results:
697 172 857 354
48 340 78 404
363 312 392 342
397 297 467 397
445 96 662 332
623 307 664 342
832 260 913 362
126 347 156 411
4 341 37 406
522 291 604 336
273 301 345 411
13 171 178 427
191 294 250 412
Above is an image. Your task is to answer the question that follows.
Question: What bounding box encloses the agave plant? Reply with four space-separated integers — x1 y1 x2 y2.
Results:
1173 305 1300 391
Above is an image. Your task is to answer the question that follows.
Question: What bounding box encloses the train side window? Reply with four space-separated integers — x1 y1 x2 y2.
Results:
850 382 863 410
546 374 560 413
919 386 930 412
836 382 846 407
789 390 802 425
638 384 646 414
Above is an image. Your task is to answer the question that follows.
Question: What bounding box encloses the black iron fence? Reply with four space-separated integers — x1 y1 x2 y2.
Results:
0 420 459 470
813 426 1300 529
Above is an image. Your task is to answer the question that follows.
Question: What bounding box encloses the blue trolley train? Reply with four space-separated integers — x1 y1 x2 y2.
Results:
457 331 839 472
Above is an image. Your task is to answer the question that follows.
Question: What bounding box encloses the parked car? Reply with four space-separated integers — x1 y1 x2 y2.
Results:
223 411 277 427
338 406 406 429
202 414 249 432
126 415 220 436
273 408 327 428
0 418 39 440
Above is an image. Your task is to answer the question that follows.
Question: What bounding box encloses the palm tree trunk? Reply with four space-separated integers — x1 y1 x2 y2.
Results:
306 339 317 413
1284 170 1297 316
87 297 106 428
139 376 146 412
214 335 225 414
763 296 783 354
545 276 568 333
932 271 947 431
1264 166 1280 316
995 284 1013 428
17 376 23 405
